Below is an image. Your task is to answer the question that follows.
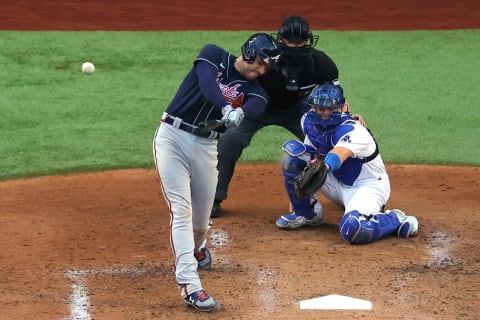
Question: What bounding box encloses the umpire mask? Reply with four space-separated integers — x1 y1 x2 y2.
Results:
278 45 314 91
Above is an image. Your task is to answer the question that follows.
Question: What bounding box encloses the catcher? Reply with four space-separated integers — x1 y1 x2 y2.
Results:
276 83 419 244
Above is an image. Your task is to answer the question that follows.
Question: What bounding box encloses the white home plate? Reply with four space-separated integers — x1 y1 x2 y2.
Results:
300 294 372 310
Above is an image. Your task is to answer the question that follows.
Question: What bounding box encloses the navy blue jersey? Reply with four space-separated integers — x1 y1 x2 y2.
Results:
258 48 338 112
165 44 268 130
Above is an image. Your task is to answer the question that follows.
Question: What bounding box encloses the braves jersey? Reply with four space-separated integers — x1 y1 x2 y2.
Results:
258 48 338 112
302 111 386 186
164 44 268 132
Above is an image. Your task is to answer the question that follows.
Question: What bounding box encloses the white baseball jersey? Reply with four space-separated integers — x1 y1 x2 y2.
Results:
303 115 390 215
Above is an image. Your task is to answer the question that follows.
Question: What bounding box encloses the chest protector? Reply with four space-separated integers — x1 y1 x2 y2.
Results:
304 120 377 186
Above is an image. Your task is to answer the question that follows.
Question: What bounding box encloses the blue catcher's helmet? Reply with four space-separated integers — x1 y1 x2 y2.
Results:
241 33 280 65
304 83 350 129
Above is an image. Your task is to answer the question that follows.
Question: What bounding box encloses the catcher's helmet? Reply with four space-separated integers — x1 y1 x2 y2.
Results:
276 16 318 47
304 83 349 128
241 33 280 65
306 83 345 108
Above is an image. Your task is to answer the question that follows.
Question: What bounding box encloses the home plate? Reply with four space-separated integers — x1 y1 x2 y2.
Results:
300 294 372 310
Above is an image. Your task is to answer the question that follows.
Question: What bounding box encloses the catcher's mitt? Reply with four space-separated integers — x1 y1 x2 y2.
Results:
294 158 328 198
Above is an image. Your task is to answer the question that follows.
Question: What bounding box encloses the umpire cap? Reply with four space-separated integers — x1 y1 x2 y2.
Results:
277 16 318 46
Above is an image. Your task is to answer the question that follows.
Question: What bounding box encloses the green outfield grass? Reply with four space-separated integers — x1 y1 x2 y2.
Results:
0 30 479 181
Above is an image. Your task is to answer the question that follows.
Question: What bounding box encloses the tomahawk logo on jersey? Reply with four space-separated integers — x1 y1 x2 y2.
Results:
217 82 245 108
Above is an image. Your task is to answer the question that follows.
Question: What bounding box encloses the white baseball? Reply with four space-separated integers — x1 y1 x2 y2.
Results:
81 62 95 75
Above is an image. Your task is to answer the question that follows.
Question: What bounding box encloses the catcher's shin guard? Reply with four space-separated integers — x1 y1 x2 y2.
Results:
281 151 317 219
339 210 401 244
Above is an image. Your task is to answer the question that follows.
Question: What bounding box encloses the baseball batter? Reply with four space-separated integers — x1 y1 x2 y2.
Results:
153 33 279 311
277 83 419 244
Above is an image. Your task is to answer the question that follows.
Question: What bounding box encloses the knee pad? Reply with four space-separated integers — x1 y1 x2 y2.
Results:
339 210 381 244
281 140 316 178
281 152 307 179
282 140 317 157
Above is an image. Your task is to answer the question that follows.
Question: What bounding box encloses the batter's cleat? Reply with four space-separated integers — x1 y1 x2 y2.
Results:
195 247 212 270
390 209 419 238
276 212 324 229
210 200 221 218
183 289 219 312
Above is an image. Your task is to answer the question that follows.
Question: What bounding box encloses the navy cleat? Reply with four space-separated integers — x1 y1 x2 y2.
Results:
183 289 219 312
194 247 212 270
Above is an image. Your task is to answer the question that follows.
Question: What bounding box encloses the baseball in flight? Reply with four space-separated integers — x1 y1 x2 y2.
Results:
81 62 95 75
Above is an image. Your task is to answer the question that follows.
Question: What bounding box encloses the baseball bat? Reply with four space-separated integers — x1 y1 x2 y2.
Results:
196 119 228 132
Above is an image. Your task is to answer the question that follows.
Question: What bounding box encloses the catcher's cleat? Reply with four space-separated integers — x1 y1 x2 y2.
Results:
182 288 220 312
390 209 419 238
210 200 221 218
276 212 324 229
195 247 212 270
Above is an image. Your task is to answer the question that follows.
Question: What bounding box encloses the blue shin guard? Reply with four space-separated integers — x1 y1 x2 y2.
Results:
339 210 401 244
280 147 318 219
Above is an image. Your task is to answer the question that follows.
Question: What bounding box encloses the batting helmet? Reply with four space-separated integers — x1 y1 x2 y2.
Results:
276 16 319 47
241 33 280 65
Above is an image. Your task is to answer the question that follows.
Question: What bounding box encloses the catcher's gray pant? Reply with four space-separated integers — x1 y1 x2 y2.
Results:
215 106 304 201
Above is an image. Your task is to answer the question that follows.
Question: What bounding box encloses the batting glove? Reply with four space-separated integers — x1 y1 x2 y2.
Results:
221 105 244 127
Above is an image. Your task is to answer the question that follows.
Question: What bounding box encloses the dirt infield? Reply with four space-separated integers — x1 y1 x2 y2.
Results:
1 1 479 320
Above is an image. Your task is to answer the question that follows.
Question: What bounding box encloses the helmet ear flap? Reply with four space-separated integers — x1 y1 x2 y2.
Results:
241 41 253 63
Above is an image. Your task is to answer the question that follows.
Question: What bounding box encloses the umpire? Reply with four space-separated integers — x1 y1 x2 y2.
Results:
211 16 339 217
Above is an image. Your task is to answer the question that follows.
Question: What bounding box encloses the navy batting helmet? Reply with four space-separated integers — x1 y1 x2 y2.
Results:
241 33 280 65
276 16 318 47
